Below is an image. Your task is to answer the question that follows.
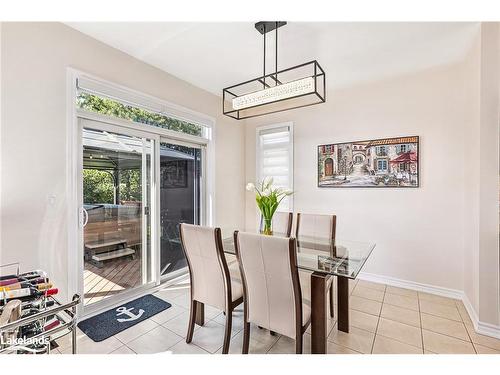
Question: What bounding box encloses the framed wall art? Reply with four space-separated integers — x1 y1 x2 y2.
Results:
318 136 419 188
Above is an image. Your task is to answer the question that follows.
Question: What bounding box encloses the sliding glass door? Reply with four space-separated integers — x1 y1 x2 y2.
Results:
159 140 204 279
77 113 206 314
80 117 156 309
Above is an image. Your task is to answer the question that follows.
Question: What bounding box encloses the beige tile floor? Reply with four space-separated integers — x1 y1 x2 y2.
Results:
51 277 500 355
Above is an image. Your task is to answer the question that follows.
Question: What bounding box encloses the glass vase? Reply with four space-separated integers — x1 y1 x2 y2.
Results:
261 217 273 236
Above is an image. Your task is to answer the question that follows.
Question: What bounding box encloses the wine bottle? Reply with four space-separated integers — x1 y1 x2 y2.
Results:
19 317 60 338
0 288 58 305
21 299 55 310
0 276 48 287
21 308 49 318
19 321 43 338
35 283 53 291
0 298 57 314
43 316 60 331
19 270 47 279
0 270 46 281
0 274 19 281
0 281 33 290
0 281 51 290
0 281 52 292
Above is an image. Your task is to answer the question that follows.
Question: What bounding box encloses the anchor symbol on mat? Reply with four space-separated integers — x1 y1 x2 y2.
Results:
116 306 145 322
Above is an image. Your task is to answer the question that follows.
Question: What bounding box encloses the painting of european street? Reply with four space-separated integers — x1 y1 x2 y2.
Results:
318 136 419 187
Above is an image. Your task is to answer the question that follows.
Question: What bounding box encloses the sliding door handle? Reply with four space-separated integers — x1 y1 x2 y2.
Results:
80 207 89 228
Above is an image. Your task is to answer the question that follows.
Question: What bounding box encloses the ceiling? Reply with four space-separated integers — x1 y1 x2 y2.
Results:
67 22 479 96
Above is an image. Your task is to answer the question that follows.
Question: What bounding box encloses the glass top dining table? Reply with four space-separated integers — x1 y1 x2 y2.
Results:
221 231 376 280
220 229 375 353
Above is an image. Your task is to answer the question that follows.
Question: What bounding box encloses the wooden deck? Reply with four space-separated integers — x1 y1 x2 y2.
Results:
83 256 142 306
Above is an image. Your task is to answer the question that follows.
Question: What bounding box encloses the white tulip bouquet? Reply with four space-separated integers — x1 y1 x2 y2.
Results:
246 177 293 235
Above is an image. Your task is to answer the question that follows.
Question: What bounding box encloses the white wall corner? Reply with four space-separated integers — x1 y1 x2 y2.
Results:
462 293 500 340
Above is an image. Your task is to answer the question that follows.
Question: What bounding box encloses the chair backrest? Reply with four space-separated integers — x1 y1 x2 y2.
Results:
179 224 230 310
295 213 336 240
260 212 293 237
234 232 302 339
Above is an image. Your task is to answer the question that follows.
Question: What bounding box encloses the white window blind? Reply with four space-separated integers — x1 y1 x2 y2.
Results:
256 123 293 212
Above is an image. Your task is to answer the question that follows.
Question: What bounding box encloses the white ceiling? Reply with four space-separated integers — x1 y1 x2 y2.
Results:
67 22 479 96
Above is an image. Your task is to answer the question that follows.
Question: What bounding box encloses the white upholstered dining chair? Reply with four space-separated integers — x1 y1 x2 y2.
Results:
273 211 293 237
295 213 337 318
260 211 293 237
295 213 337 241
234 231 311 354
179 224 243 354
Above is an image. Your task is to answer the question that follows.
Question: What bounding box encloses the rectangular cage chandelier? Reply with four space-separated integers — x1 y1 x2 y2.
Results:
223 21 326 120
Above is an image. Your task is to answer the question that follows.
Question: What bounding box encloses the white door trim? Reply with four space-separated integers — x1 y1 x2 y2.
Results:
66 68 215 317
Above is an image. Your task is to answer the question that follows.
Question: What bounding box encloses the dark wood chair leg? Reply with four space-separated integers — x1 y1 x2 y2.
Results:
242 322 250 354
222 309 232 354
195 301 205 326
295 334 303 354
329 283 334 318
186 299 197 343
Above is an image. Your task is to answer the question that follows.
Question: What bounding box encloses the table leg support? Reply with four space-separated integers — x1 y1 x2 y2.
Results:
311 272 328 354
195 301 205 326
337 276 349 333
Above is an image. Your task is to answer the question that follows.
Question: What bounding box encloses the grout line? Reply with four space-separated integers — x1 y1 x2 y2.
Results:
370 287 384 353
420 326 475 344
415 309 463 323
382 301 422 313
471 342 480 354
419 312 472 343
375 332 424 351
266 335 281 354
124 344 138 354
114 335 127 345
418 295 424 351
191 343 212 354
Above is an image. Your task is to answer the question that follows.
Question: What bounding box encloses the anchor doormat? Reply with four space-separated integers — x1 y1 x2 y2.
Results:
78 294 171 342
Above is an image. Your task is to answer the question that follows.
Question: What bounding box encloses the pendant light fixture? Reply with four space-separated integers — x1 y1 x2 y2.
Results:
223 21 326 120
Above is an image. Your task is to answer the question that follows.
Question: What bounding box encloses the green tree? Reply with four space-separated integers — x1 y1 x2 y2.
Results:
118 170 141 202
77 92 203 136
83 169 114 204
80 92 201 204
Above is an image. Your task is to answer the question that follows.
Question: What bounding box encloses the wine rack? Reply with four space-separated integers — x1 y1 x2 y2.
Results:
0 263 80 354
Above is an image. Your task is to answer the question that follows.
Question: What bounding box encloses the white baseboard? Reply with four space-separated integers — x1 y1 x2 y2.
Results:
461 294 500 340
358 271 500 340
358 272 464 299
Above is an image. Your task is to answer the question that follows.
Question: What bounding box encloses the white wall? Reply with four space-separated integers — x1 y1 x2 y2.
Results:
245 61 477 293
0 22 245 300
245 24 500 332
477 23 500 327
0 22 2 268
463 23 500 329
462 24 481 321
